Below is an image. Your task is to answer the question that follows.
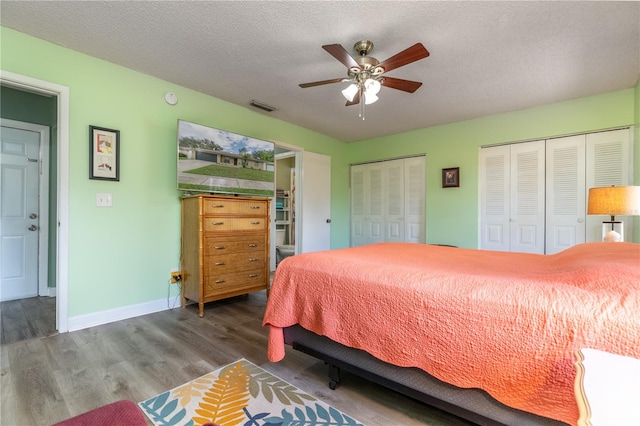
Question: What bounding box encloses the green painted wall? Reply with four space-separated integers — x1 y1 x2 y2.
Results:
1 26 638 319
348 89 638 248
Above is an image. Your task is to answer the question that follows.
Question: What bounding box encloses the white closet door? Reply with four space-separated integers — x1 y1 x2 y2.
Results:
509 140 546 254
404 156 426 243
350 165 367 247
479 145 510 251
385 159 405 242
366 162 386 244
546 135 586 254
350 157 425 246
586 128 632 241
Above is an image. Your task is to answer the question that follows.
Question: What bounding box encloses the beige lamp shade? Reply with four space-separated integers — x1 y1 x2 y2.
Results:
587 186 640 217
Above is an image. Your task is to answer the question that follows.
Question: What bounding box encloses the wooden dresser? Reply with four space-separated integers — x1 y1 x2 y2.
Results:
180 194 270 317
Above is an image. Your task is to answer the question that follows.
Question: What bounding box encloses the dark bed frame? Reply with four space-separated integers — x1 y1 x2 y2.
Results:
284 325 569 426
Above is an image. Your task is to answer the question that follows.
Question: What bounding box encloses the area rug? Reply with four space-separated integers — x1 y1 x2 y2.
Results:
138 358 364 426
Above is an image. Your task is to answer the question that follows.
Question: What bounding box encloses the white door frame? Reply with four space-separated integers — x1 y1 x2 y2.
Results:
1 70 70 333
1 118 50 297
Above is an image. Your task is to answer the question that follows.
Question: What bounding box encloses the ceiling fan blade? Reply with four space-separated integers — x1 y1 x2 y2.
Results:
377 43 430 74
299 78 344 88
322 44 359 69
346 90 361 106
381 77 423 93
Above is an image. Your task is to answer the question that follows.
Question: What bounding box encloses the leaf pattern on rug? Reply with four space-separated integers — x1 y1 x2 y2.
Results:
138 359 364 426
263 403 362 426
138 390 194 426
172 372 217 406
243 363 317 406
192 360 251 426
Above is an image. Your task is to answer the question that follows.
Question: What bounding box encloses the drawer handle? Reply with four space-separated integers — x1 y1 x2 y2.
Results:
214 246 226 250
248 274 259 278
248 243 258 247
212 204 224 208
215 279 226 284
215 262 225 266
212 221 224 225
250 206 261 209
251 221 261 225
248 258 258 262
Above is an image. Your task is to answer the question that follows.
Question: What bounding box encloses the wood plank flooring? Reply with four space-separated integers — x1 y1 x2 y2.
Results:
1 296 57 344
0 292 473 426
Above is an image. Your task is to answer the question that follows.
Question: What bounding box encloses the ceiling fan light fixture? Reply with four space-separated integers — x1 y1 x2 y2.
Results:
364 78 381 95
342 83 359 102
364 92 379 105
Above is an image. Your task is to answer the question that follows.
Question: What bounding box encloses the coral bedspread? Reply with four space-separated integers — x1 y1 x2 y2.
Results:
262 242 640 425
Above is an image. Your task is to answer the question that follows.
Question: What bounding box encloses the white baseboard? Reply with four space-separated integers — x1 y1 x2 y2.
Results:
67 298 172 332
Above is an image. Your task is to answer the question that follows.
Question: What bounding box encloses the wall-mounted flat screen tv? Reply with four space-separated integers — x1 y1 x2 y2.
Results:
177 120 275 197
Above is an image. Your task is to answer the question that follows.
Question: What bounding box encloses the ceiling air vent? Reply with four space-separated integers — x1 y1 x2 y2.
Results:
249 100 276 112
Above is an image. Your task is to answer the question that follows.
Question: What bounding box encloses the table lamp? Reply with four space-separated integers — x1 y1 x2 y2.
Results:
587 186 640 242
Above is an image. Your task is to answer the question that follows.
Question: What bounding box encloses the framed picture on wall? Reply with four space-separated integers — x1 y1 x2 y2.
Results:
442 167 459 188
89 125 120 181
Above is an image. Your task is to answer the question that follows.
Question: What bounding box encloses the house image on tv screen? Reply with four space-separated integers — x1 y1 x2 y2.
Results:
177 120 275 197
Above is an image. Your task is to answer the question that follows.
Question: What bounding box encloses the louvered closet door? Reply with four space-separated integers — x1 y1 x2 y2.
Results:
404 156 426 243
350 166 367 247
586 128 632 241
546 135 586 254
479 145 510 251
509 141 546 254
385 159 405 242
366 162 386 244
350 157 425 246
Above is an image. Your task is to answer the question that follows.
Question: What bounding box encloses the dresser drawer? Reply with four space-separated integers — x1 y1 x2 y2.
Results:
203 217 267 231
205 252 265 275
204 269 266 295
204 236 265 254
203 199 267 216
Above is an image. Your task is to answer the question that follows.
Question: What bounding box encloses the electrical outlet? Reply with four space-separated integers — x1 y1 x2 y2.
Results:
170 271 182 283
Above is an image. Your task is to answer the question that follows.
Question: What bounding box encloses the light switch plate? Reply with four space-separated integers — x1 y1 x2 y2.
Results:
96 193 112 207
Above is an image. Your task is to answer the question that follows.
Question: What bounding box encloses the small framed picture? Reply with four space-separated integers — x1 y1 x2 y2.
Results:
442 167 459 188
89 125 120 181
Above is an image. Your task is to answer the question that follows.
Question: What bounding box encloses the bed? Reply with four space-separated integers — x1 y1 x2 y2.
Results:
262 242 640 426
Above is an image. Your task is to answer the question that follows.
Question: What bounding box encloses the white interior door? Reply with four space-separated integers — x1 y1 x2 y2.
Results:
545 135 586 254
1 123 41 301
509 140 545 254
299 151 331 253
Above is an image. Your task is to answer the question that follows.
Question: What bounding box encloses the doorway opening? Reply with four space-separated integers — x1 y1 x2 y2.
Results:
1 71 70 338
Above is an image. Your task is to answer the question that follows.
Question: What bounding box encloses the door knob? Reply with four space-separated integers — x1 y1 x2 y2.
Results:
28 225 38 231
30 213 38 219
326 219 331 223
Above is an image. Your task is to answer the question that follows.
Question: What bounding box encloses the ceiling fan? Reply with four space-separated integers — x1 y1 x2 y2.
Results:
299 40 430 113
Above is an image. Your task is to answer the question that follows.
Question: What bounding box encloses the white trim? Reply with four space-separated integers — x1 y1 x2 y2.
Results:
1 70 70 332
67 298 171 332
0 118 50 298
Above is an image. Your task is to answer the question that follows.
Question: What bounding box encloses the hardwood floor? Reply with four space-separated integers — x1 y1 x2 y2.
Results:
1 296 57 345
0 292 473 426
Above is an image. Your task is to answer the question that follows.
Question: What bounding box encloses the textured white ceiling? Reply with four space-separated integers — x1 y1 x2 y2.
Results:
1 1 639 142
